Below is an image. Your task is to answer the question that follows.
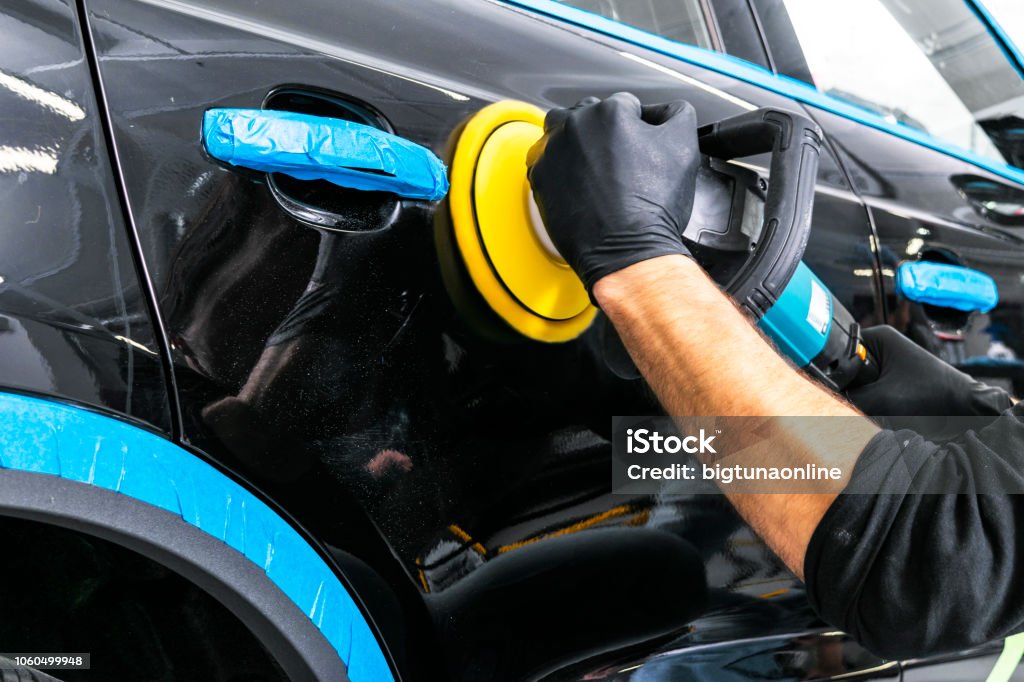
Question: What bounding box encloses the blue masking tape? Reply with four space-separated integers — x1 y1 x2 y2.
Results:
965 0 1024 79
203 108 449 201
0 391 393 682
896 261 999 312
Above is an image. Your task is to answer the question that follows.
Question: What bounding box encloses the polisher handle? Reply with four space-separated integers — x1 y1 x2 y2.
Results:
697 109 823 318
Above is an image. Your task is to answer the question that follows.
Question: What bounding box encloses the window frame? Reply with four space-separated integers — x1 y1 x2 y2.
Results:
751 0 1024 169
501 0 1024 188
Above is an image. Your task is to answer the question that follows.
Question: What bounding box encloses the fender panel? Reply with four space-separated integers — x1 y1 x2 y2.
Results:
0 391 393 682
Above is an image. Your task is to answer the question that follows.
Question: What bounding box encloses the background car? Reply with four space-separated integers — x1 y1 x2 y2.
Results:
2 0 1024 680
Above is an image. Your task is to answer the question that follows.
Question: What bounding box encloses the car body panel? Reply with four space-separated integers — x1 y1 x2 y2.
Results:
0 3 401 681
2 0 1020 679
80 0 882 678
0 389 387 682
809 106 1024 388
0 0 170 432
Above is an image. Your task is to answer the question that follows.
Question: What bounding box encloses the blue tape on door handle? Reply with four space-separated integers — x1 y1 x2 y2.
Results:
203 108 449 201
896 261 999 312
0 391 393 682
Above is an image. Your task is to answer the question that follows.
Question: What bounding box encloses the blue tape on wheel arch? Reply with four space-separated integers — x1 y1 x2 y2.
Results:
896 261 999 312
0 391 393 682
203 108 449 201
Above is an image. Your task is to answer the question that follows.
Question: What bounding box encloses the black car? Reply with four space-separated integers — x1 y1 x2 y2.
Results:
2 0 1024 680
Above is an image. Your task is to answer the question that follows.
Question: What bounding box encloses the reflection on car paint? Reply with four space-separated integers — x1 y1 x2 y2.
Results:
58 0 1024 678
0 0 169 431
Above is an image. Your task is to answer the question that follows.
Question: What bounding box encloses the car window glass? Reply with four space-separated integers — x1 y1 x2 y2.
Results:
559 0 714 50
782 0 1024 168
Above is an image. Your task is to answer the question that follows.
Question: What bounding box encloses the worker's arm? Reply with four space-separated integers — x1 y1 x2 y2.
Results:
592 255 877 576
804 404 1024 658
803 325 1024 658
530 93 1024 658
597 258 1024 658
528 92 877 577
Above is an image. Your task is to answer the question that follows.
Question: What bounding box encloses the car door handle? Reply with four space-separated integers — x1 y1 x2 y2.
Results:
896 260 998 313
202 108 449 231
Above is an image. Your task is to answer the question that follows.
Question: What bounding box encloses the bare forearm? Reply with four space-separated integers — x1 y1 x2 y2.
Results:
595 256 852 416
594 256 879 577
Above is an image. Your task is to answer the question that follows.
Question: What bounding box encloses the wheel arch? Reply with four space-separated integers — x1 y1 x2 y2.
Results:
0 390 395 682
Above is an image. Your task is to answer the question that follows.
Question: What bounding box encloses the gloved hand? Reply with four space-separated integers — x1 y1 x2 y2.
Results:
846 325 1013 417
526 92 700 295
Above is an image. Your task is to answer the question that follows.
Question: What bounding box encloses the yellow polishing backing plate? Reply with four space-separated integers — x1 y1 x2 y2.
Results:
448 100 597 342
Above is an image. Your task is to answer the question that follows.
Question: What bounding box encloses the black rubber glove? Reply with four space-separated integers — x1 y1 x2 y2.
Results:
526 92 699 294
846 325 1013 417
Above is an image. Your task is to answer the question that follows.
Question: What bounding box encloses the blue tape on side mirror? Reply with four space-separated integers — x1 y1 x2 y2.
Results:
202 108 449 201
896 261 999 312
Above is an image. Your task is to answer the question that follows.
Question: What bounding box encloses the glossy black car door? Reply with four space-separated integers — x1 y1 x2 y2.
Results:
84 0 885 679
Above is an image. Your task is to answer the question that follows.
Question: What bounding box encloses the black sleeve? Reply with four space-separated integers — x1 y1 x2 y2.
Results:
805 404 1024 659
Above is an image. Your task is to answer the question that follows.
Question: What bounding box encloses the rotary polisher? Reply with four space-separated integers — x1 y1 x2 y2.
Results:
437 100 878 391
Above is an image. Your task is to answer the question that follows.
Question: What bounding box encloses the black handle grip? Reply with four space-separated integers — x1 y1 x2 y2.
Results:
844 347 881 391
697 109 823 317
